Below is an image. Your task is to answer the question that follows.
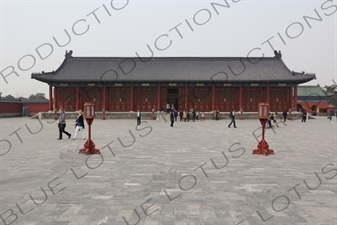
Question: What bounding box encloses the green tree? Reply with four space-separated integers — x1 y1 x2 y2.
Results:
28 93 47 100
324 84 337 107
3 94 16 100
18 96 28 100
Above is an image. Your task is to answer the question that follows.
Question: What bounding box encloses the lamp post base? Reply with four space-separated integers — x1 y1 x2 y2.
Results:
252 139 274 156
79 139 100 155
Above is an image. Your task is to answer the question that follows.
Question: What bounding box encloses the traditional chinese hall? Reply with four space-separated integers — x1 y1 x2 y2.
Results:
32 51 315 112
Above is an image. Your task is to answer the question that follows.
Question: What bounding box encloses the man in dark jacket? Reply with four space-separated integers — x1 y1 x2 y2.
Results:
282 109 287 122
170 110 175 127
57 108 71 140
301 109 307 122
228 109 237 128
137 110 142 125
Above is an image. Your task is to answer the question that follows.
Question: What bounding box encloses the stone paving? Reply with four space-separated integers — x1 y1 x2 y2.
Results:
0 115 336 225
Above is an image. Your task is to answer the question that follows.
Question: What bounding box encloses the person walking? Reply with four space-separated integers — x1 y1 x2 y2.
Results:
72 110 86 140
166 103 170 114
201 111 205 121
192 110 196 122
57 108 71 140
271 112 279 127
267 113 273 128
179 110 183 121
174 109 178 121
216 110 220 121
301 109 307 122
228 109 237 128
137 110 142 125
329 110 335 123
195 110 199 122
183 109 187 122
170 110 175 127
282 109 287 122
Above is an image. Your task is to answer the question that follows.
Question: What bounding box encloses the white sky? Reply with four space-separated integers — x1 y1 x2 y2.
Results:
0 0 336 98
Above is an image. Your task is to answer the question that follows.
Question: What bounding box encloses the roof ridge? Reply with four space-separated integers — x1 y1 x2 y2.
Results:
66 56 276 59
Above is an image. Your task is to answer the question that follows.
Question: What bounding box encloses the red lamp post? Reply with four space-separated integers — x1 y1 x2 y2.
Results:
79 102 100 155
252 103 274 156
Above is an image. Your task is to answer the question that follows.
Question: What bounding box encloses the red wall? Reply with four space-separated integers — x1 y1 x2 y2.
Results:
0 100 49 116
22 103 49 113
0 102 22 113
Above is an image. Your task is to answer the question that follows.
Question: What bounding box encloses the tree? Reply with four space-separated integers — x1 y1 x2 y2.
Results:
3 94 16 100
324 84 337 94
18 96 28 100
28 93 47 100
324 84 337 107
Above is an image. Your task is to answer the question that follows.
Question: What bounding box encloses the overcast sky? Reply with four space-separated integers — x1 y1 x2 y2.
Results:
0 0 336 98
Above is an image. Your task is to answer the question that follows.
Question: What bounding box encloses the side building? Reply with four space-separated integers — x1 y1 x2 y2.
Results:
31 50 315 112
297 85 335 115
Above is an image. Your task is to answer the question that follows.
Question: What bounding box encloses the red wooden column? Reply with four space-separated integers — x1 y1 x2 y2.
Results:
76 86 80 110
239 86 243 111
211 86 215 111
266 86 270 105
130 85 134 111
102 86 107 111
54 87 58 110
184 85 188 110
79 87 83 110
288 87 292 110
293 86 298 111
49 85 53 111
157 85 161 111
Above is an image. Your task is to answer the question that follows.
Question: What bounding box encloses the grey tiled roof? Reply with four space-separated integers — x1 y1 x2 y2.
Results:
31 56 316 83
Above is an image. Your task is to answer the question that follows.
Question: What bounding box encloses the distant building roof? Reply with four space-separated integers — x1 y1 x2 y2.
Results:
297 85 334 97
0 99 49 104
32 51 316 84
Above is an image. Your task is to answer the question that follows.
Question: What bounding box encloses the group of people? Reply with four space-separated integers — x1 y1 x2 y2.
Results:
178 109 205 122
172 108 237 128
56 106 335 138
140 107 237 128
267 112 279 128
168 109 205 127
56 108 86 140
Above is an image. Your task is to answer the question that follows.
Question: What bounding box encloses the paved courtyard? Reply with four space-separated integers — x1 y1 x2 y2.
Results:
0 116 336 225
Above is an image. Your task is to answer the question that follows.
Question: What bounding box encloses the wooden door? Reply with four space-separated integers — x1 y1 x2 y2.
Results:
109 87 130 111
